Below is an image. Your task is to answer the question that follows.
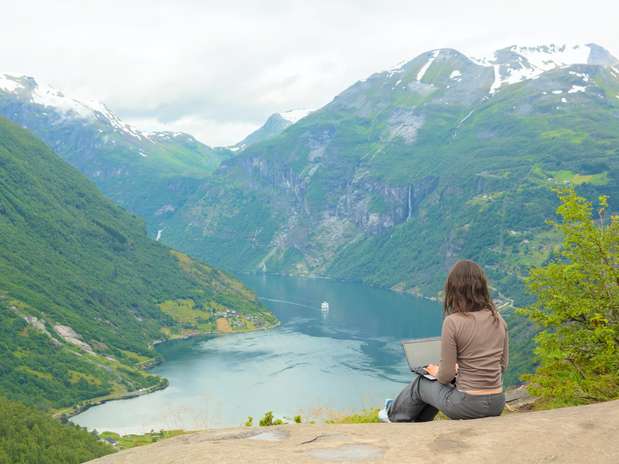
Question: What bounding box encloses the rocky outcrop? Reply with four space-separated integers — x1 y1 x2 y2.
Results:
53 324 95 354
336 175 439 235
88 399 619 464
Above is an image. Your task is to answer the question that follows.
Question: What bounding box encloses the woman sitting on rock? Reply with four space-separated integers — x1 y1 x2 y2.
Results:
380 259 509 422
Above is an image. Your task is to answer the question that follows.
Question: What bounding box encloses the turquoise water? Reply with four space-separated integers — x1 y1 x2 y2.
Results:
72 274 442 433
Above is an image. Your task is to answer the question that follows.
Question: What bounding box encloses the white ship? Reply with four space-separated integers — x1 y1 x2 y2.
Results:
320 301 330 312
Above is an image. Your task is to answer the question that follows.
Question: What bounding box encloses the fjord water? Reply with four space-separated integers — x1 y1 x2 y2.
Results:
73 274 441 434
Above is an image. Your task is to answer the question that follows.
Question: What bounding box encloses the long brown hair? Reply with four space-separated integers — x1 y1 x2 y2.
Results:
443 260 498 321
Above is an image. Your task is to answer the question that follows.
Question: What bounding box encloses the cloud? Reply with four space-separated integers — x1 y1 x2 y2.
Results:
1 0 618 145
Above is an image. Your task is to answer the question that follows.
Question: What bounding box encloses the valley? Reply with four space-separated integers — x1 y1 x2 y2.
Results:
4 44 616 307
71 273 443 433
0 38 617 464
0 116 275 415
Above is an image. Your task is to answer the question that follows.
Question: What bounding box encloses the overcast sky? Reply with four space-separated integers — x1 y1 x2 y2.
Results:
2 0 618 146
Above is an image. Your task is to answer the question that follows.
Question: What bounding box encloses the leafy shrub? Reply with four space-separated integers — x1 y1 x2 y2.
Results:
520 188 619 407
258 411 283 426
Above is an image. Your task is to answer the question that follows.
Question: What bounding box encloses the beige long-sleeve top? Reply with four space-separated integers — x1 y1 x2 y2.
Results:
437 309 509 390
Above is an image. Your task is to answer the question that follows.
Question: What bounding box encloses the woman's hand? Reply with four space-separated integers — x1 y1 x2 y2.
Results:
425 363 439 377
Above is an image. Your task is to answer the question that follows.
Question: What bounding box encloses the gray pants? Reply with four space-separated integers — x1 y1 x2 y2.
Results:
388 375 505 422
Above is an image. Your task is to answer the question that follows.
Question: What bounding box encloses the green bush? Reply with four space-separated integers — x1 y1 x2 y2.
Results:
258 411 283 426
520 188 619 407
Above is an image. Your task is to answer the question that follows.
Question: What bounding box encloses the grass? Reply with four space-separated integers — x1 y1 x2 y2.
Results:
540 128 588 144
159 299 212 326
327 408 454 424
549 169 609 186
327 408 381 424
99 430 187 450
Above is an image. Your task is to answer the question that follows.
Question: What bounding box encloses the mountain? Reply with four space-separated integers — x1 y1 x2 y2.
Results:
156 43 619 303
231 109 314 151
0 116 275 411
0 74 232 232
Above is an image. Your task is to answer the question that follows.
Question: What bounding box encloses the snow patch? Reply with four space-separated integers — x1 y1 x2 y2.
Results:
155 229 164 241
480 44 595 95
489 65 503 94
569 71 590 82
31 83 95 119
561 97 567 103
417 50 440 81
512 44 591 71
0 74 23 92
468 56 492 67
449 70 462 79
568 85 587 94
552 90 563 94
1 73 147 141
279 109 313 124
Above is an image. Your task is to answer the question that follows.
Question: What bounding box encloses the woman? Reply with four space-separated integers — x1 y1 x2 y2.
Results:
380 260 509 422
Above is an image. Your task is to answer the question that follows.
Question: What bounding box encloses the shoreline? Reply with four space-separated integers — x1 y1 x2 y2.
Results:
56 378 170 421
62 319 281 422
151 318 282 347
64 275 514 426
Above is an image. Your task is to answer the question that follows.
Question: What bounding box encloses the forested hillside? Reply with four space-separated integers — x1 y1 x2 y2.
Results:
0 396 113 464
157 44 619 304
0 116 275 411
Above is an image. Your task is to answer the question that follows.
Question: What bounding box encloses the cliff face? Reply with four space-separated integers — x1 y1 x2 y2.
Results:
159 47 619 300
235 152 439 236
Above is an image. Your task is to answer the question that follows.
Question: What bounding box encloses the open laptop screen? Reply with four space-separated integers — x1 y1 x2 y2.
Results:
401 337 441 371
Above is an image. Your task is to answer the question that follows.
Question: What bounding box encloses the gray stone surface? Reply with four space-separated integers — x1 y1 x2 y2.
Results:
89 399 619 464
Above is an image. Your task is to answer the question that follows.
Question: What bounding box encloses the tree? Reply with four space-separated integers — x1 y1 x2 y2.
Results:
520 188 619 407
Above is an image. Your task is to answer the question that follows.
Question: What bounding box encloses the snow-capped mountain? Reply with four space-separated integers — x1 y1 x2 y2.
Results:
0 73 229 229
362 43 618 99
475 43 619 94
0 73 182 143
156 41 619 307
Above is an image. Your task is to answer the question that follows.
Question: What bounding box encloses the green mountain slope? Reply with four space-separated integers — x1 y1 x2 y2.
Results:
230 110 313 151
231 113 293 151
0 395 113 464
0 75 232 232
0 116 275 411
158 44 619 304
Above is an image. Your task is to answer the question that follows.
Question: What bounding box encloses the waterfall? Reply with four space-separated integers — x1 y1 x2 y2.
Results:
407 185 412 220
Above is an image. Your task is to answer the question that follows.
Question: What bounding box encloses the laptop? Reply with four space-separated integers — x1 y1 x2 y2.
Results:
401 337 442 380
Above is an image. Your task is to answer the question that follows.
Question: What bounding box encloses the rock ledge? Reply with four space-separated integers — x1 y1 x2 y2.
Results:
89 399 619 464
